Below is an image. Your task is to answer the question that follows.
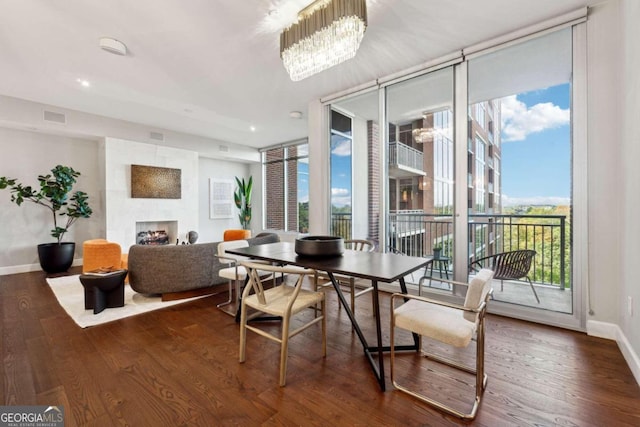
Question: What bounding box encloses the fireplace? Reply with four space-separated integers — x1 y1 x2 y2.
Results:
135 221 178 245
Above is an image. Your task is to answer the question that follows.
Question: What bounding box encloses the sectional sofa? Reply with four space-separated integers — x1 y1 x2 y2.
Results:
126 232 279 300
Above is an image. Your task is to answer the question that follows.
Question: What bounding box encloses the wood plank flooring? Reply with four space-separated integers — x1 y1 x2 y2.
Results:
2 268 639 426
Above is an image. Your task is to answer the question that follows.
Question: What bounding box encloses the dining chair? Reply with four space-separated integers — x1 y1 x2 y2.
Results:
239 261 326 386
390 268 494 420
314 238 375 315
216 239 251 313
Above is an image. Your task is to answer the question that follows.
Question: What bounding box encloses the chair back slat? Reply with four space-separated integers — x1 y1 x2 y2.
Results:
345 239 375 252
241 261 313 310
491 250 535 281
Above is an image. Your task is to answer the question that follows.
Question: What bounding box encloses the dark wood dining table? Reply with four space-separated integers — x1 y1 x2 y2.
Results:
226 241 431 391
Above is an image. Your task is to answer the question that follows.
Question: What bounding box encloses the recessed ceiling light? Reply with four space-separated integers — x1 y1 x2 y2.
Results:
250 126 256 132
99 37 127 56
289 111 303 119
76 78 91 87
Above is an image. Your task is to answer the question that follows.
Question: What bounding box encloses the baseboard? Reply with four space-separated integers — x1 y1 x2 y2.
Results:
587 320 640 386
586 320 618 340
0 258 83 276
616 326 640 386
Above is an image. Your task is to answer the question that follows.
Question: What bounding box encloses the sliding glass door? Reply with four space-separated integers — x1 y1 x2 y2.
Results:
324 24 583 327
467 28 574 316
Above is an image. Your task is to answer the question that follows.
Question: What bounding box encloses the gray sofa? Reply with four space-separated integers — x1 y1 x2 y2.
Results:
127 232 279 299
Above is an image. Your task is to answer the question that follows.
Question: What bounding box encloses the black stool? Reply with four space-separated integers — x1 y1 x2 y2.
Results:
79 270 128 314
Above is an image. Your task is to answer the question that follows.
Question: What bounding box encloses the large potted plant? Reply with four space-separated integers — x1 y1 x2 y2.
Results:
233 176 252 230
0 165 93 273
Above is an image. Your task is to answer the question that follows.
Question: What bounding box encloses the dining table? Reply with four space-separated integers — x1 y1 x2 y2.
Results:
226 241 432 391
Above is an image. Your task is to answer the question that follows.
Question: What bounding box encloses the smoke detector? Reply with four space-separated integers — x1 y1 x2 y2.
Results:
99 37 127 56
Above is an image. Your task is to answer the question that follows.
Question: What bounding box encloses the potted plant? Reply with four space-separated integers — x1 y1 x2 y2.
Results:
433 243 443 260
234 176 252 230
0 165 93 273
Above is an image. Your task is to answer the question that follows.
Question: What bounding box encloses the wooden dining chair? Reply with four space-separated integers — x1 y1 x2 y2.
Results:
239 261 326 386
314 238 375 315
390 268 494 420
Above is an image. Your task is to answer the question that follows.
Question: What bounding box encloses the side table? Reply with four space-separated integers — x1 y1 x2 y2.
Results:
79 270 128 314
418 256 451 295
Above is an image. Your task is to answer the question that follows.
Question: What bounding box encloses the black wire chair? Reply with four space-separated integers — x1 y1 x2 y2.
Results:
469 249 539 303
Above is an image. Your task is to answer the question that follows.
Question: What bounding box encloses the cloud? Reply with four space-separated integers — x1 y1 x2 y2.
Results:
501 195 570 206
500 95 569 142
331 187 351 207
331 139 351 156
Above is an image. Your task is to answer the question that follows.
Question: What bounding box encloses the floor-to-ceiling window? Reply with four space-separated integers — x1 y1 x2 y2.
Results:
386 67 455 261
262 142 309 233
467 28 573 315
323 20 584 327
329 110 353 239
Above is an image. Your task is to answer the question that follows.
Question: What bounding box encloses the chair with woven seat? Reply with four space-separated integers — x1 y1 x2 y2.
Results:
239 261 326 386
314 238 375 315
390 268 495 420
469 249 539 303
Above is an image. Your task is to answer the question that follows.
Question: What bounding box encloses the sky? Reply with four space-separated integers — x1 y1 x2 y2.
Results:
500 83 571 206
314 83 572 209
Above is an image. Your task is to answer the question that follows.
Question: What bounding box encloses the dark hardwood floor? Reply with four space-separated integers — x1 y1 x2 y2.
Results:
2 268 639 426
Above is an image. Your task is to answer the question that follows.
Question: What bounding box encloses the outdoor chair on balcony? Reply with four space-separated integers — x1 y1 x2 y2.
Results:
469 249 539 303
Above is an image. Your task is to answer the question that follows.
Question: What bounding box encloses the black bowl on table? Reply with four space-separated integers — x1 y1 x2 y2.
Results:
295 236 345 257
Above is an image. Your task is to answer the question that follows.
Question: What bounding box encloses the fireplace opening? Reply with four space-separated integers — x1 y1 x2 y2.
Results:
137 230 170 245
135 220 178 245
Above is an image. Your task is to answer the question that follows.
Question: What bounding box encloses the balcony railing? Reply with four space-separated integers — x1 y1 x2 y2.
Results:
389 141 424 171
331 211 569 289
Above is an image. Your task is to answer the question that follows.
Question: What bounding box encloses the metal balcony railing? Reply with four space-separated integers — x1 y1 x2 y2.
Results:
331 211 569 289
389 141 424 171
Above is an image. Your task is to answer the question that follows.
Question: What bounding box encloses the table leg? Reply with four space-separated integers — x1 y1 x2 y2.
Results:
326 272 386 390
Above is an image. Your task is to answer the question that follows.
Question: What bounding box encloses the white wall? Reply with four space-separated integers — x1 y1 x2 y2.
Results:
198 157 252 243
585 1 624 326
104 138 199 250
620 0 640 367
0 128 103 272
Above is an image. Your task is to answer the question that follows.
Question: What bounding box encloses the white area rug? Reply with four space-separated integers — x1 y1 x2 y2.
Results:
46 274 205 328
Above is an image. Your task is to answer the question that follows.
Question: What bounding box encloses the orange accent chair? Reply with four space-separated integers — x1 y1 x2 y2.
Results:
223 229 252 241
82 239 128 281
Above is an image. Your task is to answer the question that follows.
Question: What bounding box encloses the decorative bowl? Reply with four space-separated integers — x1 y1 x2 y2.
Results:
295 236 345 257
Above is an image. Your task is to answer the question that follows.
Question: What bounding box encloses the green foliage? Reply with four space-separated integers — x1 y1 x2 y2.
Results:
501 205 571 288
298 202 309 233
0 165 93 244
234 176 252 230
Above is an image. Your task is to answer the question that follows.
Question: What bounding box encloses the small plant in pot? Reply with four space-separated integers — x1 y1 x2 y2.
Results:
433 243 443 259
0 165 93 273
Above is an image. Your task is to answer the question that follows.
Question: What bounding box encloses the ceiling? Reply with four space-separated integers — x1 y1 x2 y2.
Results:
0 0 598 150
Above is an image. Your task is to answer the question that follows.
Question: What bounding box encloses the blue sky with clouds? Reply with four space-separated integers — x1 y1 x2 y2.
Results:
500 83 571 206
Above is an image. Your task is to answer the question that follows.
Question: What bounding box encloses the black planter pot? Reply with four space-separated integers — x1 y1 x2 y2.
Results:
37 242 75 273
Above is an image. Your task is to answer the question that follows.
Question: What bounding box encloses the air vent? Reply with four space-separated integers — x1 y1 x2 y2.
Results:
149 131 164 141
219 145 229 152
43 110 66 124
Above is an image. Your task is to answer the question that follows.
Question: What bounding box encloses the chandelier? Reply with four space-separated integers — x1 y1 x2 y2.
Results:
412 128 435 143
280 0 368 81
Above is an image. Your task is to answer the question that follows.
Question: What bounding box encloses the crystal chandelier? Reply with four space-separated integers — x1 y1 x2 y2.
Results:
280 0 368 81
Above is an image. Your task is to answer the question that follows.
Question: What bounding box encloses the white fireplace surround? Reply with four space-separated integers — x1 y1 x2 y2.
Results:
104 138 199 250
